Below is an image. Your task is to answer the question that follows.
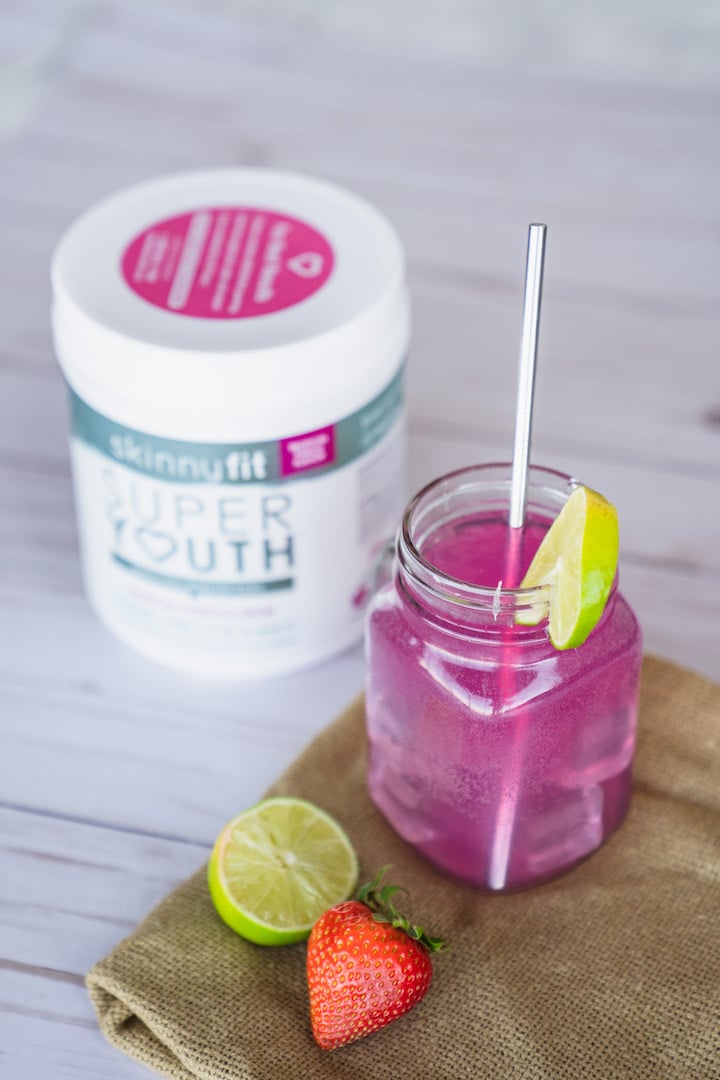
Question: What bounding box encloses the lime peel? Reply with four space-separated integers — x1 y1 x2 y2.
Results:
517 485 619 650
208 796 359 946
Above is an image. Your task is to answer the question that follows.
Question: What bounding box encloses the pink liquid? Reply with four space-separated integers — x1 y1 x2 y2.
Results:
366 512 642 891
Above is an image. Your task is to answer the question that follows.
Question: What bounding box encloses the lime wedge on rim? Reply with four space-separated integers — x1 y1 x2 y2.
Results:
517 485 619 650
207 796 358 945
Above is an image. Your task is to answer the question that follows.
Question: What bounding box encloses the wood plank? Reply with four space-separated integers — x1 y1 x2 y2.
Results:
0 806 198 1078
0 675 316 840
620 562 720 682
0 808 205 971
0 1011 150 1080
407 280 720 471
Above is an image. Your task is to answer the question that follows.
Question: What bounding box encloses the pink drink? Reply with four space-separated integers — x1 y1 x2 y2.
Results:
365 465 642 891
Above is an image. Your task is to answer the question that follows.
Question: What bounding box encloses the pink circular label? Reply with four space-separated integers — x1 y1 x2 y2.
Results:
120 207 334 318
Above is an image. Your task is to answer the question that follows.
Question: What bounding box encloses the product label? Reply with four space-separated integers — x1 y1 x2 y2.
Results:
120 207 334 318
68 369 406 674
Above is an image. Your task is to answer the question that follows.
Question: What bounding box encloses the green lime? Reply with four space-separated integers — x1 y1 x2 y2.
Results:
517 484 620 650
207 796 358 945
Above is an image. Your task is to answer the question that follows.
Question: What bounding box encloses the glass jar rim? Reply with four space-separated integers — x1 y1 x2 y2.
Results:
398 462 578 614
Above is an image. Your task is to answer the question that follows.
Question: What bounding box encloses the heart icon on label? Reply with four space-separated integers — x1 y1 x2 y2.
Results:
286 252 325 278
135 528 177 563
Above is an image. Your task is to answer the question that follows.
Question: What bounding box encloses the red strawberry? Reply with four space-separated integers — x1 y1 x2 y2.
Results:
306 868 446 1050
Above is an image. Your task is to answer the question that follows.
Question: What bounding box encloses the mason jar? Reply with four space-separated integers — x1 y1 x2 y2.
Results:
365 464 642 891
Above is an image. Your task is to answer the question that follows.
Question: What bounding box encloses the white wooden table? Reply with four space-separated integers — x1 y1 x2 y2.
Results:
1 3 718 1076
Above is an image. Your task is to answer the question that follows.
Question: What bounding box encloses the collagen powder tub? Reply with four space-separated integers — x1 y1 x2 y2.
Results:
51 168 409 678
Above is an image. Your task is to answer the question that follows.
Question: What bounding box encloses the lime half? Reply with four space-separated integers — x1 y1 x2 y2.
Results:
207 797 358 945
517 485 619 650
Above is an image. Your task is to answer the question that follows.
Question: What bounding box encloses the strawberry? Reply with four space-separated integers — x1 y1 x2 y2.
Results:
306 868 446 1050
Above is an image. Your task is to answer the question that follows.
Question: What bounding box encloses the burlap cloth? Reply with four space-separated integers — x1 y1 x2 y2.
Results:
87 656 720 1079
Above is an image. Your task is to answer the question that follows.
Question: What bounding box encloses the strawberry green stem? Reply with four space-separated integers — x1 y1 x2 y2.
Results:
356 867 448 953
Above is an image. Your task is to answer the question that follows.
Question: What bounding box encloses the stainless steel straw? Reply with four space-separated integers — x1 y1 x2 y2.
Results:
509 223 547 529
489 222 547 890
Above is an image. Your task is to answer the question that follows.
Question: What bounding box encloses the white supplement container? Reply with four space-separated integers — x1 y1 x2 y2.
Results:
51 168 409 678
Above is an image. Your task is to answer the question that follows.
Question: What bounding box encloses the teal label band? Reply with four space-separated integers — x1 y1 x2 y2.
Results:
70 365 404 485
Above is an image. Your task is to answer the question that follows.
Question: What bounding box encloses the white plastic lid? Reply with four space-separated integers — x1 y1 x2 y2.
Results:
51 168 409 439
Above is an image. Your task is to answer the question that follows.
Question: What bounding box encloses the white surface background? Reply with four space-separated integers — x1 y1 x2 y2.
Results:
0 1 719 1077
212 0 720 84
